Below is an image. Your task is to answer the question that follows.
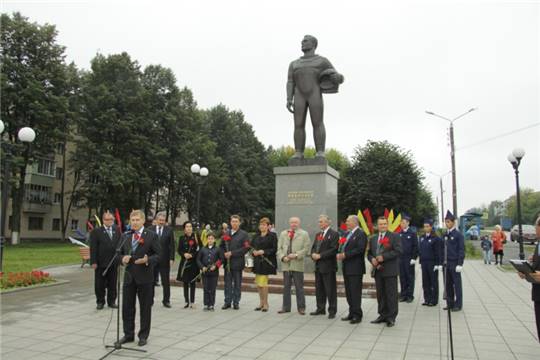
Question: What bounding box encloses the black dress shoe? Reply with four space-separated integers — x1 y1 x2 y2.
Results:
406 297 414 303
310 311 325 316
341 316 353 321
108 304 118 309
443 306 453 311
222 304 231 310
163 302 171 308
386 320 395 327
429 303 438 307
451 307 462 312
421 302 429 306
328 314 336 319
254 307 262 311
183 303 190 309
233 304 239 310
399 297 407 302
370 317 386 324
350 318 362 324
277 309 290 314
116 336 134 345
96 304 104 310
138 338 147 346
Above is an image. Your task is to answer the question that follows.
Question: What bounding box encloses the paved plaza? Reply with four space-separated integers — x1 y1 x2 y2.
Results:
1 260 538 360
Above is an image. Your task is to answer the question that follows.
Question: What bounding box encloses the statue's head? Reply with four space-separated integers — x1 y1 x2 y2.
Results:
301 35 318 53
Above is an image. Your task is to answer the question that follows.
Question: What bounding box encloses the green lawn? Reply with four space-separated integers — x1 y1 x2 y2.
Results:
2 243 81 273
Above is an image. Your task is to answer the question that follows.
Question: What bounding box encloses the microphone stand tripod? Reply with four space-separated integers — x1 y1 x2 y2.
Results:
99 232 146 360
442 233 455 360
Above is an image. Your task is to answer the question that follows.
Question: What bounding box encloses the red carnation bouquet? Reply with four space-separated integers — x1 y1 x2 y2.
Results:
180 237 196 278
378 236 390 250
222 234 232 272
134 233 144 246
338 237 347 253
288 230 295 240
316 233 324 241
192 256 222 283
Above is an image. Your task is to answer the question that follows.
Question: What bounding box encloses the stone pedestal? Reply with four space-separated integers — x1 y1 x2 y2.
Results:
274 160 340 273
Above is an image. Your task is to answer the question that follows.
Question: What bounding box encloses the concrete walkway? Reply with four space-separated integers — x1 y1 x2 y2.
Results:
1 260 538 360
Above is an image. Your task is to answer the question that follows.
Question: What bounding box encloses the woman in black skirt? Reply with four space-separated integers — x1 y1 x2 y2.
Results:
177 221 201 308
251 217 278 312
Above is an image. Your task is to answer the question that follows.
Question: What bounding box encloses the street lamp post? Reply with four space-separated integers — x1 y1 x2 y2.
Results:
190 163 209 229
425 108 477 217
428 170 452 226
0 123 36 271
507 148 526 260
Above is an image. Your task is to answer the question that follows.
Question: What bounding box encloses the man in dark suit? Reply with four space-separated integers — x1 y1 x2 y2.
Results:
337 215 368 324
310 215 339 319
221 214 250 310
90 211 120 310
148 212 175 308
117 210 160 347
368 216 402 327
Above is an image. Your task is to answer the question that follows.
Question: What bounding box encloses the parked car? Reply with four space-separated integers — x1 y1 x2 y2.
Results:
510 224 538 244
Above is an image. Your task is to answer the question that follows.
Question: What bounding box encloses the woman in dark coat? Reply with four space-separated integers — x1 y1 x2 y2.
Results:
251 217 278 312
176 221 201 308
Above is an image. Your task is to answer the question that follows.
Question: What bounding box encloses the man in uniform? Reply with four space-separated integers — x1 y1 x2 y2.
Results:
399 214 418 303
418 219 443 306
443 210 465 312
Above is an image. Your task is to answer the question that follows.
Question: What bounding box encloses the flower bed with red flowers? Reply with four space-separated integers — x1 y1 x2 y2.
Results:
0 270 54 290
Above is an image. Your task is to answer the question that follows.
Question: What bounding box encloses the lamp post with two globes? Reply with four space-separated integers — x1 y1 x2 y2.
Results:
190 163 209 229
507 148 526 260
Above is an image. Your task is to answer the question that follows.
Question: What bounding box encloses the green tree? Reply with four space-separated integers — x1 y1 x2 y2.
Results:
340 140 436 227
268 145 350 174
1 13 72 242
504 189 540 225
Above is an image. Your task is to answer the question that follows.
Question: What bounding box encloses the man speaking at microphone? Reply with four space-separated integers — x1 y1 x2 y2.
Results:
117 209 160 347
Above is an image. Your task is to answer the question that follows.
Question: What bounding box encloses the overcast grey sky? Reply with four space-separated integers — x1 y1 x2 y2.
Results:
3 0 539 219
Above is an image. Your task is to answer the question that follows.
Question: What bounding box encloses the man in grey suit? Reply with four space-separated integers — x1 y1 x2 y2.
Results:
367 216 402 327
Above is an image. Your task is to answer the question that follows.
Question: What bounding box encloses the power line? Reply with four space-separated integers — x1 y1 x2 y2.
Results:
456 122 540 151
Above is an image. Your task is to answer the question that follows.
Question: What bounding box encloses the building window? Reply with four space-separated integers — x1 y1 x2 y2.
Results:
56 143 65 154
54 193 61 203
25 184 52 204
36 159 55 177
52 218 61 231
71 219 79 230
56 167 63 180
28 217 44 230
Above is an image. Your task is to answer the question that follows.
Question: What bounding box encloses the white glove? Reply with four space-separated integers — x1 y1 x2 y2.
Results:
438 265 443 271
434 266 439 272
409 259 416 265
455 265 463 273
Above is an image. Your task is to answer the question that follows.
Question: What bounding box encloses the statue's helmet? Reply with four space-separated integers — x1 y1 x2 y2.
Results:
319 69 344 94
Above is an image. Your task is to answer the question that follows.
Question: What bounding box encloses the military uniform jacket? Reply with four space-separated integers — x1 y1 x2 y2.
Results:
444 228 465 265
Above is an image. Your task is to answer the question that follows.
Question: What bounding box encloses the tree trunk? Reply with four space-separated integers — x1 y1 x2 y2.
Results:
11 146 30 244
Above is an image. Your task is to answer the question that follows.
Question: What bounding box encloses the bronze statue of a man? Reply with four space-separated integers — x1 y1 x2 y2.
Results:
286 35 344 160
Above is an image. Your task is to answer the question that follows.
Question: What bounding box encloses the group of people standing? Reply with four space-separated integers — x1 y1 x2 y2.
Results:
89 208 469 346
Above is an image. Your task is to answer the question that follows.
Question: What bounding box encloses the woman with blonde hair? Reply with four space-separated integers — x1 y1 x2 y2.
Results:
251 217 278 312
491 225 506 265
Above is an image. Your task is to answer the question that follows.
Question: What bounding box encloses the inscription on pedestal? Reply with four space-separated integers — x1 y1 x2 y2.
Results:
287 191 314 205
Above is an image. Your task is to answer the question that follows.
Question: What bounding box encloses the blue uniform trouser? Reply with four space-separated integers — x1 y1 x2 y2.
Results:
445 261 463 309
421 260 439 305
399 256 415 299
224 269 242 306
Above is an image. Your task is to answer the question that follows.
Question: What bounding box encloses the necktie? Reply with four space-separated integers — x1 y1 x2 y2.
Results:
107 227 112 239
132 232 139 252
158 227 162 237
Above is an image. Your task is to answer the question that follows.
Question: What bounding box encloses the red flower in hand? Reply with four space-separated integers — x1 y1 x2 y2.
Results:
134 233 144 245
317 233 324 241
222 235 231 242
338 237 347 245
188 240 195 247
243 241 250 248
379 236 390 249
215 260 222 268
288 230 295 240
